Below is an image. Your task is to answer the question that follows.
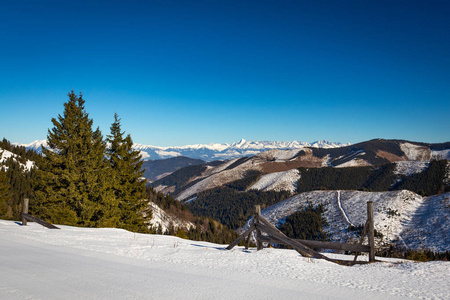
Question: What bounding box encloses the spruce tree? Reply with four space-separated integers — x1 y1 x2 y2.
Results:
106 113 150 232
33 91 119 227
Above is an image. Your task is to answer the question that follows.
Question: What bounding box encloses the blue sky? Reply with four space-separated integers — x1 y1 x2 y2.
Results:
1 0 449 146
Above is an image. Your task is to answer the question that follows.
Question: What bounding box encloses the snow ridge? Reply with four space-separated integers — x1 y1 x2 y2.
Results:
16 139 350 161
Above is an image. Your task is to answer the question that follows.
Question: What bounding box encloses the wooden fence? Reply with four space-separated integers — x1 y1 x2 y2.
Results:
21 198 60 229
226 201 376 266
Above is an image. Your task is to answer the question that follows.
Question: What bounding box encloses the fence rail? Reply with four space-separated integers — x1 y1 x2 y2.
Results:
226 201 376 266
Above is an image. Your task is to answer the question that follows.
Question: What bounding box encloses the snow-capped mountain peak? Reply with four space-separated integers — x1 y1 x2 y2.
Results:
16 139 350 161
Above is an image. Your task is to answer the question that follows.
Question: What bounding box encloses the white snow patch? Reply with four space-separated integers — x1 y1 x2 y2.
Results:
147 201 194 232
394 161 429 176
154 150 182 158
249 169 300 193
0 148 35 171
431 149 450 160
400 142 431 161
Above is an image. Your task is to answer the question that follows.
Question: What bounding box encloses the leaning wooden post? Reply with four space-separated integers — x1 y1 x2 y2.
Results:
22 198 29 226
367 201 375 262
255 205 263 250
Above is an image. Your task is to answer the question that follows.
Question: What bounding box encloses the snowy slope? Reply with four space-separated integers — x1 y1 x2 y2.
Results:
148 201 195 232
0 147 34 171
254 190 450 251
249 169 300 193
1 220 449 300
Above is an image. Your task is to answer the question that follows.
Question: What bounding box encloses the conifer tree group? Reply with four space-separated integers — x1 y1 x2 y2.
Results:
32 91 150 231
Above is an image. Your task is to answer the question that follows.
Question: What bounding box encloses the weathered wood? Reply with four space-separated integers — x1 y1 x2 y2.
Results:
255 223 318 258
226 224 256 250
367 201 375 262
255 206 263 251
258 235 370 253
245 218 255 250
255 223 368 265
21 213 60 229
255 215 314 257
226 202 376 266
353 219 370 262
22 198 29 226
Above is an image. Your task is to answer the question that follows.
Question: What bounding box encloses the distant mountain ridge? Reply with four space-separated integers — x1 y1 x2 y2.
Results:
15 139 351 161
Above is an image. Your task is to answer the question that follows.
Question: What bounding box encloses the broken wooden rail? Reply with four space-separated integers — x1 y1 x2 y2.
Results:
226 201 376 266
21 198 60 229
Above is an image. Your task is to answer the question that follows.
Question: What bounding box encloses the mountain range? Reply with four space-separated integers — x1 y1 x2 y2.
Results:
146 139 450 252
152 139 450 197
15 139 350 161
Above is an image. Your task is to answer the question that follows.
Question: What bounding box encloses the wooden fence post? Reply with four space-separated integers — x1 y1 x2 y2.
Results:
367 201 375 262
255 205 263 250
22 198 29 226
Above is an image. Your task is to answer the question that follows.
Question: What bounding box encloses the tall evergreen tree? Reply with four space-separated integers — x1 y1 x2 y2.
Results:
33 91 119 227
106 113 150 232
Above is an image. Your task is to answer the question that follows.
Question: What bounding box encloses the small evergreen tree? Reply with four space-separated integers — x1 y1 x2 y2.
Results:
106 113 150 232
33 91 119 227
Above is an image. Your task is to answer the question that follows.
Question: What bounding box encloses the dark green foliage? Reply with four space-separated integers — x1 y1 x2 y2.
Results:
142 156 205 181
297 163 397 193
347 224 383 239
0 167 9 217
292 150 306 159
297 160 448 196
146 186 240 244
377 248 450 262
278 203 329 241
428 142 450 151
224 156 252 171
393 160 448 196
224 170 261 191
0 155 36 220
106 113 150 233
189 186 291 229
312 139 406 166
33 91 119 227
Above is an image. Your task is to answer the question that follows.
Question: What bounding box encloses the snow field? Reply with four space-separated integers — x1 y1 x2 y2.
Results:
1 220 449 299
256 190 450 251
248 169 300 193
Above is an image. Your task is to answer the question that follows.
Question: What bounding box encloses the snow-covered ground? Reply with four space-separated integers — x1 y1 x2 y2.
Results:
147 201 195 233
0 148 34 171
1 220 449 300
249 169 300 193
256 190 450 252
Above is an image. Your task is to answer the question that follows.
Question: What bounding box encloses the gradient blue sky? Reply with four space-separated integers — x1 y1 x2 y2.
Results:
1 0 449 146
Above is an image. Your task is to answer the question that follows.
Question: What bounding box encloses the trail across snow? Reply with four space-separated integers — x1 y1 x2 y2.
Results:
1 220 449 299
337 190 355 227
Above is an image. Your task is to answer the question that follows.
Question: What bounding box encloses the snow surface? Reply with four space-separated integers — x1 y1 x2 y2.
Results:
249 169 300 193
253 190 450 252
0 147 34 171
394 161 429 176
1 220 449 300
431 149 450 160
147 201 195 233
400 143 431 161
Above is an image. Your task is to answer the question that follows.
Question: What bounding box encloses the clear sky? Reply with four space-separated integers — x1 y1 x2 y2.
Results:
1 0 449 146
